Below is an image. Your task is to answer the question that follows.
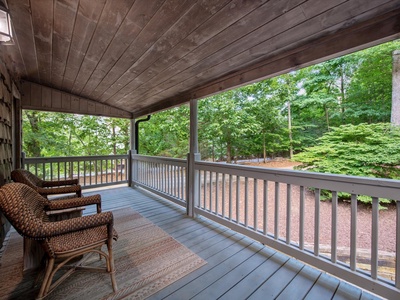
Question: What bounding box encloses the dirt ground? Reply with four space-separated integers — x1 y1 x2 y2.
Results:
230 159 397 279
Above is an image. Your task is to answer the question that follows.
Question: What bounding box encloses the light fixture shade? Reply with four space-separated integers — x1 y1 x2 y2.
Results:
0 0 12 44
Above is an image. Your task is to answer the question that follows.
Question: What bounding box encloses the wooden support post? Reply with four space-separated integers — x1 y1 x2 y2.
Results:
187 99 200 217
129 119 138 186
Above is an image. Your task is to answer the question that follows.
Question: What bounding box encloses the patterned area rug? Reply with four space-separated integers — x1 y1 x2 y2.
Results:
0 208 206 299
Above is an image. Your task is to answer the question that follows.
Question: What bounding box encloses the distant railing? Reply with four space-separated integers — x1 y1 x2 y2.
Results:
23 154 129 188
131 154 400 299
132 154 187 207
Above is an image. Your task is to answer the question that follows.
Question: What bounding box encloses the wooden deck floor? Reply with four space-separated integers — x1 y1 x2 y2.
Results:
80 185 383 300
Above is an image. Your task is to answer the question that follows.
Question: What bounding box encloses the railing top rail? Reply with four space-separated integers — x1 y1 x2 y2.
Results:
132 154 187 166
24 154 129 163
195 161 400 201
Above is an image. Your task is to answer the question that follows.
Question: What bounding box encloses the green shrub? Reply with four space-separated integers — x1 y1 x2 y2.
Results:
294 123 400 207
318 189 392 209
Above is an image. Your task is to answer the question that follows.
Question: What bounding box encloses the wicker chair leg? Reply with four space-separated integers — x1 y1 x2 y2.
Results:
107 244 117 292
37 257 55 300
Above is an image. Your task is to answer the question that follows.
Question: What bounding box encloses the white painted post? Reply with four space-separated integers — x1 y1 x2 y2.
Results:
129 119 137 186
187 99 200 217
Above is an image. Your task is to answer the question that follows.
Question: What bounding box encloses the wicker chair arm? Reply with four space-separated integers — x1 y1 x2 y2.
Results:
37 184 82 196
47 194 101 212
38 211 114 238
42 178 79 187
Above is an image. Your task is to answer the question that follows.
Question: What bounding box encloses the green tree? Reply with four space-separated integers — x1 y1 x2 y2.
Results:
23 111 130 157
345 41 400 123
140 106 189 158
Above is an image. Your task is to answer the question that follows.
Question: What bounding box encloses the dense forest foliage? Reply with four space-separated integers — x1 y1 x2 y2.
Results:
24 40 399 173
139 40 400 163
23 113 130 157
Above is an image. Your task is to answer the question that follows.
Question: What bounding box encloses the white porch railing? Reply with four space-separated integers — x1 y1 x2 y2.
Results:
132 154 187 207
132 154 400 299
23 154 129 188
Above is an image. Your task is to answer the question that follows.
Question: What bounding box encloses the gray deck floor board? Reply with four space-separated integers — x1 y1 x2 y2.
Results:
80 186 384 300
275 264 322 300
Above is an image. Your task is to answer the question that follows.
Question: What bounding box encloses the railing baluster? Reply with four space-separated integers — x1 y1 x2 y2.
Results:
89 160 92 186
167 163 170 194
147 162 150 187
171 164 173 196
154 163 157 189
274 182 279 239
299 186 305 250
314 188 320 256
158 163 161 190
164 163 166 191
169 165 175 195
222 173 226 218
331 191 338 263
236 175 240 224
105 159 108 183
84 161 87 186
286 184 292 244
111 159 114 183
174 165 177 197
100 160 103 184
95 160 98 185
149 161 151 186
245 177 249 227
209 171 213 212
166 164 169 194
229 174 233 221
350 193 357 271
371 196 379 279
202 170 206 209
50 162 53 181
162 164 165 192
77 161 80 183
254 179 258 231
263 180 268 235
185 166 187 202
215 172 219 215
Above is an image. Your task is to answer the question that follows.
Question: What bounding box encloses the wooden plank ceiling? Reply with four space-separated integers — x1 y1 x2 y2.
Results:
1 0 400 118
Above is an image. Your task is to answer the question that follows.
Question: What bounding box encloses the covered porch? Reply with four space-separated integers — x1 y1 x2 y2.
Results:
13 152 400 299
1 0 400 299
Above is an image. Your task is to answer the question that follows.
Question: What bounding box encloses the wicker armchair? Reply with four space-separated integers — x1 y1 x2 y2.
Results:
0 183 118 299
11 169 82 199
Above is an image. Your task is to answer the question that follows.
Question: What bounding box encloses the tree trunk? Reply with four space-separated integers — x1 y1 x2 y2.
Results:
287 101 293 159
263 131 266 163
112 124 117 155
391 50 400 126
324 104 330 131
226 141 232 163
24 111 41 157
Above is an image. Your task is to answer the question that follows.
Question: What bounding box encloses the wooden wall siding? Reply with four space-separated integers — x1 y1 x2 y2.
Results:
20 81 132 119
1 0 400 118
0 63 13 249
